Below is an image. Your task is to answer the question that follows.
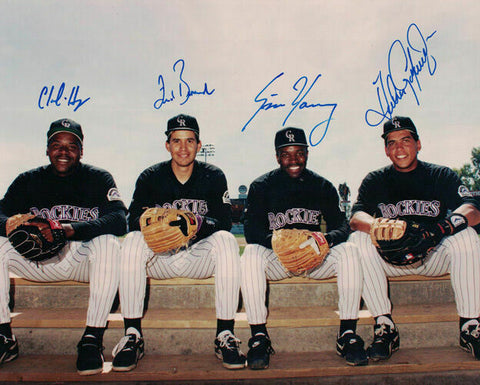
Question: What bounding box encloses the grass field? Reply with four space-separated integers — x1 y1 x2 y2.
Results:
234 234 246 255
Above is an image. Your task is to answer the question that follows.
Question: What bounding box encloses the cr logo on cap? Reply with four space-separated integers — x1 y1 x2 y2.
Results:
61 120 71 128
177 117 186 127
286 130 295 142
392 118 401 129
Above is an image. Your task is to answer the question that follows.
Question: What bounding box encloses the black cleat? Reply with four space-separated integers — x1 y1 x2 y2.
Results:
0 334 19 365
247 333 275 370
112 328 145 372
76 335 104 375
336 330 368 366
367 323 400 361
214 330 247 369
460 321 480 360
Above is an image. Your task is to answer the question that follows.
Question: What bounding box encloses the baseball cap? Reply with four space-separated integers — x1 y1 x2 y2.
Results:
47 118 83 145
275 127 308 150
165 114 200 138
382 116 418 140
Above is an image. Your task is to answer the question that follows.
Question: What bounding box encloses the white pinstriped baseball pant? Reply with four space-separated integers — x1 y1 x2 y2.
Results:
119 230 241 320
240 241 363 324
0 234 121 327
349 228 480 318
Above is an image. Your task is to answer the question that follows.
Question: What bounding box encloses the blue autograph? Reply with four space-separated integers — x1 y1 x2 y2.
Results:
242 72 337 146
38 83 90 112
154 59 215 109
365 23 437 127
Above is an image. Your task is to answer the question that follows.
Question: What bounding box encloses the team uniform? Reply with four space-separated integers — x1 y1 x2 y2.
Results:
242 168 362 321
0 163 127 371
350 115 480 361
113 113 244 372
116 158 242 369
351 161 480 320
241 126 366 369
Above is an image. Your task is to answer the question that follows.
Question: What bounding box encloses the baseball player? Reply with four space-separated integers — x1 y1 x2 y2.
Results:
0 119 127 375
113 114 244 371
241 127 366 369
349 116 480 361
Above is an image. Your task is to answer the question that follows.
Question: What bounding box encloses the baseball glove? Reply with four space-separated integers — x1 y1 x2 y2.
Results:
140 207 199 254
370 217 436 265
272 229 330 275
6 213 66 262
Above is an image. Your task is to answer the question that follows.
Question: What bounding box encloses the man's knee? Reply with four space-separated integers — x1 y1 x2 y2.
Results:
210 230 238 248
241 244 266 270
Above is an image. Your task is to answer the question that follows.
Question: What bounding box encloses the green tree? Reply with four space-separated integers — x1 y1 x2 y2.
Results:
454 146 480 191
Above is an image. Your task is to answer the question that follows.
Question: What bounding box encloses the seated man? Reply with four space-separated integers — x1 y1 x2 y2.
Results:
113 114 245 371
0 118 127 375
350 116 480 361
241 127 366 369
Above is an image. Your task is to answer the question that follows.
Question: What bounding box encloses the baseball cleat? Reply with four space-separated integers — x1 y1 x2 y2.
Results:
247 333 275 370
214 330 247 369
76 334 104 375
336 330 368 366
460 321 480 360
366 323 400 361
0 334 19 365
112 328 145 372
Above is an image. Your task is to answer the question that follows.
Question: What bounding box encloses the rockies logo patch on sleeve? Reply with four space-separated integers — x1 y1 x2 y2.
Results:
107 188 122 202
458 185 473 198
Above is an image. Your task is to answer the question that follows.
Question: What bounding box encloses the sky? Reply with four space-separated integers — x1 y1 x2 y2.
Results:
0 0 479 207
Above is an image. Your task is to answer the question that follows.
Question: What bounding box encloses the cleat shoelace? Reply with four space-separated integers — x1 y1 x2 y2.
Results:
218 335 241 350
112 335 134 356
375 324 388 336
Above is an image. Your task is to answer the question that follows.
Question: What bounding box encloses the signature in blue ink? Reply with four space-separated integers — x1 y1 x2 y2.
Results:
242 72 337 146
38 83 90 112
365 23 437 127
154 59 215 109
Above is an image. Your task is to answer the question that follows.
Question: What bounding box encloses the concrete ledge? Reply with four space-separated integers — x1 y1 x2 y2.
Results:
9 304 462 355
9 277 455 310
10 303 458 330
10 274 451 286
